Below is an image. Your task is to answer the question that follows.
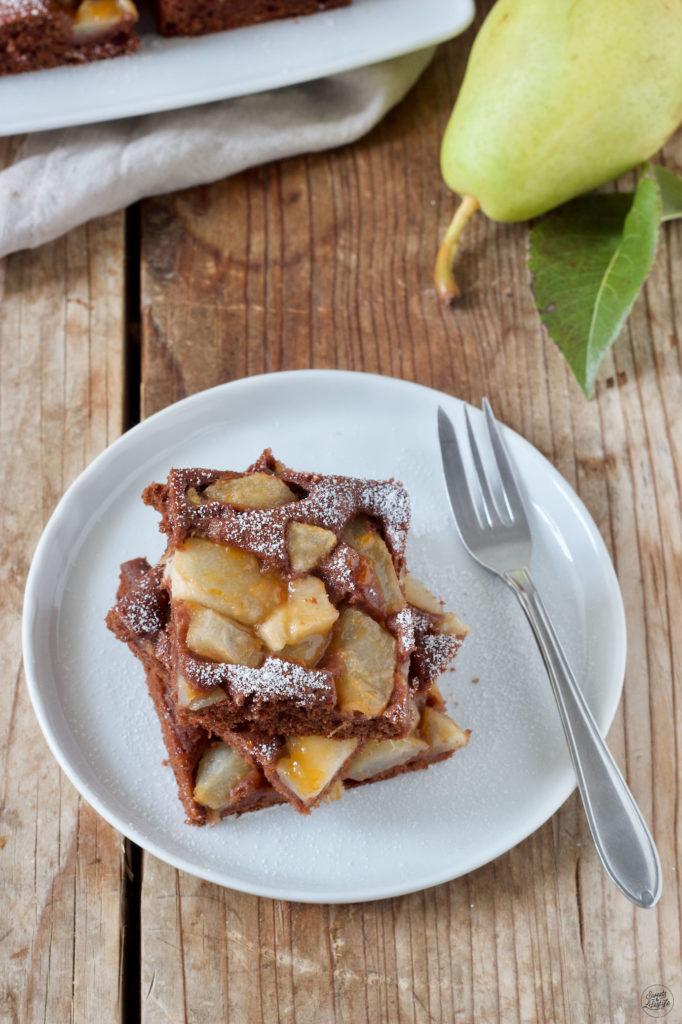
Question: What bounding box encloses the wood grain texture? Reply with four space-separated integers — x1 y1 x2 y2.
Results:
0 201 127 1023
137 21 682 1024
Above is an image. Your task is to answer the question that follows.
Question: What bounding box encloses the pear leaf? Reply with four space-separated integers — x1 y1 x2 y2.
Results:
529 169 661 397
654 165 682 222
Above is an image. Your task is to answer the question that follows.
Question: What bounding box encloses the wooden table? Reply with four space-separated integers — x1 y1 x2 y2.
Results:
2 10 681 1021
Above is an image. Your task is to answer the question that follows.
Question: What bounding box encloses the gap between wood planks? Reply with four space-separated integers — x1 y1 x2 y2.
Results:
121 202 143 1024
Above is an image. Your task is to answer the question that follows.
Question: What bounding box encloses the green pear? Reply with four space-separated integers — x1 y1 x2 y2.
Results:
435 0 682 300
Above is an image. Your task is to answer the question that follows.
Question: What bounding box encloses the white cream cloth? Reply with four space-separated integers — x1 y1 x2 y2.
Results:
0 48 433 258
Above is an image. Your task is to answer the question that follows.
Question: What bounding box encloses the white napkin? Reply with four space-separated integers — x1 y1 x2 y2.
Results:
0 47 433 258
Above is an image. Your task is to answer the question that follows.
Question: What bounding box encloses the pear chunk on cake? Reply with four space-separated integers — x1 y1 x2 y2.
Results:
276 736 358 803
325 607 397 717
420 706 471 754
287 522 337 572
256 576 339 652
204 472 296 509
185 604 264 667
194 743 254 810
344 737 428 782
170 538 284 625
343 516 405 615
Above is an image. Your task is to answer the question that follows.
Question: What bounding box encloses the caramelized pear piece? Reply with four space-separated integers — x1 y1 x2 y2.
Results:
177 673 227 710
72 0 136 39
193 743 253 810
403 573 443 614
204 473 296 510
185 604 263 667
280 632 330 668
287 522 337 572
170 539 284 625
343 516 405 614
255 609 288 652
420 706 470 754
276 736 358 802
344 736 428 782
404 574 469 636
326 607 397 717
322 779 345 804
256 576 338 652
438 611 470 637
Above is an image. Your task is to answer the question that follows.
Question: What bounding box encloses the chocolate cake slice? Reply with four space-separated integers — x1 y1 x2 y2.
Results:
152 0 350 39
106 451 471 821
135 450 467 737
0 0 138 76
109 556 470 821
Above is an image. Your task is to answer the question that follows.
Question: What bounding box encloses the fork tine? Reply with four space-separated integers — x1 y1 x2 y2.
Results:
482 398 528 524
437 407 484 539
463 407 498 527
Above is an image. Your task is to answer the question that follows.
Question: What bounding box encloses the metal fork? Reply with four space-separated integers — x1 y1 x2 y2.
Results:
438 400 661 909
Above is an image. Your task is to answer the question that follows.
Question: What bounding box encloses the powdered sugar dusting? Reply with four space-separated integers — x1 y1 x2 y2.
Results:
360 480 410 560
304 478 356 531
206 506 289 562
183 655 334 707
317 542 356 601
119 571 166 637
392 607 416 657
417 632 461 681
1 0 49 18
245 737 281 763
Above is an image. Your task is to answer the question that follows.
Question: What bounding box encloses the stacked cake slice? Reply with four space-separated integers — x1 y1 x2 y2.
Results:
107 450 470 824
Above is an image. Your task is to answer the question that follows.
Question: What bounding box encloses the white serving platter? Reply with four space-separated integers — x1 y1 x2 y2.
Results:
0 0 473 135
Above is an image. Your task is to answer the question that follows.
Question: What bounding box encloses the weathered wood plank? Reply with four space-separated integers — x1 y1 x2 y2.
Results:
137 28 682 1024
0 200 127 1023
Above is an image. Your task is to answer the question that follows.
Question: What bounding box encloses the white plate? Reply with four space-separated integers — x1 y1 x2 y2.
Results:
23 370 626 903
1 0 473 136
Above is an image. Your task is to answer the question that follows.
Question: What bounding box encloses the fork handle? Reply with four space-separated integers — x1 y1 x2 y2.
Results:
505 567 661 909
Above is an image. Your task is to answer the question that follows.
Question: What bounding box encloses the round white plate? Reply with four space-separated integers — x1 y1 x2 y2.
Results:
23 370 626 903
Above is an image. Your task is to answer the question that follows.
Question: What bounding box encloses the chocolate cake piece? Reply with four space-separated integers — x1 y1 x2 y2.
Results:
153 0 350 39
106 451 471 820
112 562 469 821
0 0 138 77
123 450 468 740
155 640 468 823
214 679 470 815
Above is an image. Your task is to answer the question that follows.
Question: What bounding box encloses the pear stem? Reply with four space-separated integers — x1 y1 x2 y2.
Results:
434 195 480 303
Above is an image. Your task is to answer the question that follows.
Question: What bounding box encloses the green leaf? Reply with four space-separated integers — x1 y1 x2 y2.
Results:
654 165 682 222
529 169 662 397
